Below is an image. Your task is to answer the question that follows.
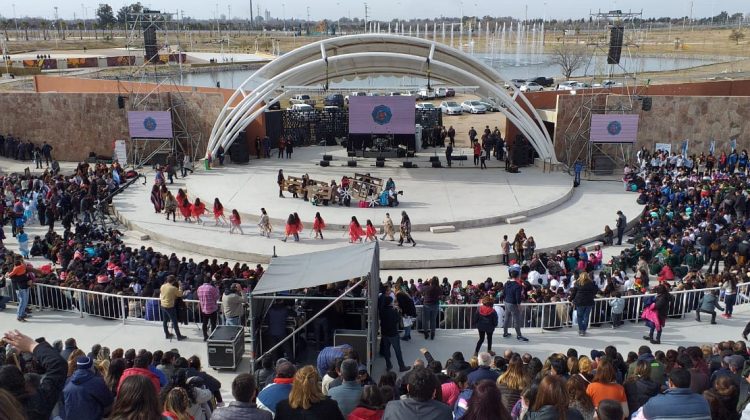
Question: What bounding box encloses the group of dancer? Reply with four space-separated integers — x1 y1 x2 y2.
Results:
149 182 417 246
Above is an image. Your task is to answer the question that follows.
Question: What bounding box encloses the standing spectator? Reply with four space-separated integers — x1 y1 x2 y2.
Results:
447 126 456 146
285 139 293 159
257 362 296 416
278 138 286 159
503 266 529 342
445 143 453 167
380 296 409 373
8 258 31 322
636 369 710 419
41 141 53 166
63 356 114 420
277 169 285 198
275 366 344 420
0 330 68 420
267 302 294 362
615 211 626 245
395 285 416 341
695 290 724 324
472 296 498 355
500 235 510 265
328 359 363 417
472 141 481 166
211 373 272 420
643 285 672 345
382 366 452 420
570 272 599 337
721 275 738 319
160 275 186 340
262 136 271 158
397 211 416 247
255 136 262 159
222 283 246 326
421 277 441 341
197 278 220 341
216 145 225 166
610 292 625 329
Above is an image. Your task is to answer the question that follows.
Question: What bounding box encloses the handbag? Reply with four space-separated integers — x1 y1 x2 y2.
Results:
402 316 414 328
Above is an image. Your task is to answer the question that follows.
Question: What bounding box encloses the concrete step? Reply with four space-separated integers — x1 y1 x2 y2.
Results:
430 225 456 234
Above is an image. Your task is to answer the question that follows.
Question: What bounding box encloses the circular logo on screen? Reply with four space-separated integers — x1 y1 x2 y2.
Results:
607 120 622 136
371 105 393 126
143 117 158 132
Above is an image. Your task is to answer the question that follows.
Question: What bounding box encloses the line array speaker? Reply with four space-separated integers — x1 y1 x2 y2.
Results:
607 26 624 65
642 97 652 111
143 26 159 62
347 160 357 167
375 161 385 168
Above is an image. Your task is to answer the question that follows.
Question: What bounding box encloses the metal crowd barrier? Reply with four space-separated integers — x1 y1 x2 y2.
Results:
1 282 748 332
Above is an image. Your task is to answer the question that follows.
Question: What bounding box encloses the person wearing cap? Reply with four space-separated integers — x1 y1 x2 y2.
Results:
257 361 296 416
503 265 529 342
62 355 114 420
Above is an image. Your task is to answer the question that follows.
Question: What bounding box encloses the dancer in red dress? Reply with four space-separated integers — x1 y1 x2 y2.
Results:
293 212 303 242
365 219 378 242
179 196 192 222
282 213 295 242
213 198 228 226
229 209 243 234
349 216 365 243
192 198 207 224
313 212 326 239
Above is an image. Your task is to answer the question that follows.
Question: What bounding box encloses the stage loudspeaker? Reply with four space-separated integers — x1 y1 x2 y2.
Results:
429 156 440 162
319 160 330 167
403 161 414 168
143 26 159 62
347 151 357 157
432 161 442 168
607 26 624 65
229 135 250 164
323 155 333 161
348 160 357 167
376 161 385 168
376 156 385 162
406 151 416 157
642 97 652 111
117 96 125 109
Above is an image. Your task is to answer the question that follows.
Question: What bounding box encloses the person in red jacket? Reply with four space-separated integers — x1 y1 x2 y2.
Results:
347 385 386 420
117 355 161 395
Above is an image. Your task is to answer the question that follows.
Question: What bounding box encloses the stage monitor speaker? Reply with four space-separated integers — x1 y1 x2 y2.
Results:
347 160 357 167
406 151 416 158
319 160 330 167
642 97 652 111
117 96 125 109
432 161 442 168
403 161 414 168
376 156 385 162
376 161 385 168
323 155 333 161
143 26 159 62
229 135 250 164
607 26 624 65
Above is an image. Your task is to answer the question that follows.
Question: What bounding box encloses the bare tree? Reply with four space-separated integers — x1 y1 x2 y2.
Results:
729 29 745 45
550 43 590 79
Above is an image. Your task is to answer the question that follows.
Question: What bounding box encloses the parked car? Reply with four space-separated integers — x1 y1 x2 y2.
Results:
388 91 402 96
290 94 316 106
504 79 526 89
440 101 463 115
366 92 382 96
556 81 590 91
593 79 623 88
479 101 500 112
344 91 367 104
288 103 315 112
416 102 436 110
287 104 316 121
418 87 436 100
322 105 340 112
435 87 448 98
520 81 544 92
528 76 554 87
445 88 456 97
323 93 344 107
461 100 487 114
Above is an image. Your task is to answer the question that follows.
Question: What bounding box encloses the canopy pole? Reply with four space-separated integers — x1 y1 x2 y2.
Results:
248 292 256 373
252 278 366 366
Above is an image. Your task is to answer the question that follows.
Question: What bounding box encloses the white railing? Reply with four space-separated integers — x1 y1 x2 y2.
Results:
2 281 749 332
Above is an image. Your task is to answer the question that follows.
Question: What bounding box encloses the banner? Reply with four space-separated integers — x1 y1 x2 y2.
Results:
66 57 98 68
655 143 672 154
106 56 136 67
348 96 416 135
731 138 737 151
590 114 639 143
127 111 173 139
681 139 689 157
709 139 715 155
113 140 127 164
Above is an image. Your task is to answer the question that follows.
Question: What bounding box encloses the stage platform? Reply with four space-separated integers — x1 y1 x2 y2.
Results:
113 147 644 269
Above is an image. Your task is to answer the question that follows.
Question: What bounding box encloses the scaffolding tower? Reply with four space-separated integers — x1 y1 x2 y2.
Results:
561 9 647 177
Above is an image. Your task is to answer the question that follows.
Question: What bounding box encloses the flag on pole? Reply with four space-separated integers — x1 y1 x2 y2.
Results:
681 139 689 157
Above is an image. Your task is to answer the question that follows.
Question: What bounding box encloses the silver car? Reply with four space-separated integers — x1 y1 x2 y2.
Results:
461 100 487 114
440 101 463 115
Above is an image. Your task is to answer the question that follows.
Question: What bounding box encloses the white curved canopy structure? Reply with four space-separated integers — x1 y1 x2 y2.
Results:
208 34 556 163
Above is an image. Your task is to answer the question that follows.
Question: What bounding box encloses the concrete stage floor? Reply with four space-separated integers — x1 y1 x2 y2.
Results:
113 147 643 268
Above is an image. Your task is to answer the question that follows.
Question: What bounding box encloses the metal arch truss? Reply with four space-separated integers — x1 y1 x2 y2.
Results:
207 34 557 163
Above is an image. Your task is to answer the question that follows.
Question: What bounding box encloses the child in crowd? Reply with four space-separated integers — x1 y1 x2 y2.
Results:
610 291 625 329
313 212 325 239
229 209 243 235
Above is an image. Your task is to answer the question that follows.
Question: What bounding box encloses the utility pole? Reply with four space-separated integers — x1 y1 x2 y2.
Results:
306 7 310 34
364 3 368 32
12 4 19 40
249 0 254 28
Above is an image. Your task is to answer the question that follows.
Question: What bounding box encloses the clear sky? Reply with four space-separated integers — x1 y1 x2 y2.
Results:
3 0 749 22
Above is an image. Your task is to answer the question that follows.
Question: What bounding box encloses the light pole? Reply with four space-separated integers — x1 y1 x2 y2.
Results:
12 4 19 41
81 4 86 34
282 4 286 31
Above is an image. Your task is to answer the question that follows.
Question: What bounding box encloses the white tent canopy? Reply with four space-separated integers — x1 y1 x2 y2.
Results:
251 242 379 295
